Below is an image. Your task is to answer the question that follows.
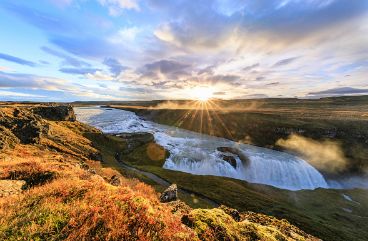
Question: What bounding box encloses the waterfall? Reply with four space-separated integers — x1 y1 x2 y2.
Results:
75 107 329 191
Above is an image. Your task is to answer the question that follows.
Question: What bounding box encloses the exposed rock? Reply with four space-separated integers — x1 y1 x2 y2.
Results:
220 154 237 169
109 175 121 186
32 105 76 121
116 132 155 154
0 109 49 144
219 205 241 222
0 126 20 150
160 184 178 203
0 180 26 197
217 146 250 166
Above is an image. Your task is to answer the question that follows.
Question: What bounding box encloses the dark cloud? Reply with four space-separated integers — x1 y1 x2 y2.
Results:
198 65 215 75
244 0 368 38
59 68 100 75
273 57 299 67
139 60 191 80
154 0 368 49
210 74 240 83
243 63 259 71
103 58 127 76
0 52 36 67
41 46 91 67
308 87 368 96
266 82 279 86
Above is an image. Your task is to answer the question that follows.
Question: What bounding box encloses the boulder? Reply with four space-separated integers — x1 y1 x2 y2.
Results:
32 105 76 121
160 184 178 203
217 146 250 166
221 154 237 169
109 175 121 186
0 180 26 197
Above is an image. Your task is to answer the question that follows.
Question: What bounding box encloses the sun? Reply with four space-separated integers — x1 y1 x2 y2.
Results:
192 87 214 101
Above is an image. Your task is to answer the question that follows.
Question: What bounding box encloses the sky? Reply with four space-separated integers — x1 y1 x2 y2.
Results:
0 0 368 101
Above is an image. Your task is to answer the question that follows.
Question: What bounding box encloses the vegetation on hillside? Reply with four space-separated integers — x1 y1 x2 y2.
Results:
0 105 319 240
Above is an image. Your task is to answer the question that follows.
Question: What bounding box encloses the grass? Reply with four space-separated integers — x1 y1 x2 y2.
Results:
0 128 197 240
2 104 365 240
116 140 368 241
84 132 214 209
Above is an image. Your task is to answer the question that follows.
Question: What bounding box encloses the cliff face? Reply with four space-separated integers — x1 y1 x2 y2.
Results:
0 104 319 241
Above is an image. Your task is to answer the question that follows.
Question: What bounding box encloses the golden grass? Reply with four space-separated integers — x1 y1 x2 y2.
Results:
0 144 197 240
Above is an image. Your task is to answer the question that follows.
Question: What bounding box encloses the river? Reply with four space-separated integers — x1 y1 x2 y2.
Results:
75 106 330 191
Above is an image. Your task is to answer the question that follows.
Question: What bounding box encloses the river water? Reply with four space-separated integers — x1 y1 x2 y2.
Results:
75 106 330 191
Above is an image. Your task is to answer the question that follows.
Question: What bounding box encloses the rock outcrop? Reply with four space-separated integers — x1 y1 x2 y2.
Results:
0 126 19 150
217 146 250 168
160 184 178 203
0 108 49 145
32 105 76 121
109 175 121 186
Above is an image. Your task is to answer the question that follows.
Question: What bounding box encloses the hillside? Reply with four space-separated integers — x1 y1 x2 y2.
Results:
0 104 319 240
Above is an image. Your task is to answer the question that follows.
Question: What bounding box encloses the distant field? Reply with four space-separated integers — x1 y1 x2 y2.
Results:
104 96 368 176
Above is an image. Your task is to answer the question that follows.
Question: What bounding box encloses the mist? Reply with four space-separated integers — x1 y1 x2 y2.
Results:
276 134 348 174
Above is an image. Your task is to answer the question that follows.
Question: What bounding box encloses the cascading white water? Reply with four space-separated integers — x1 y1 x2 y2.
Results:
75 107 329 191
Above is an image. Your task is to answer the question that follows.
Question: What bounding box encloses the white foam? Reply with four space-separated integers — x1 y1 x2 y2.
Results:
75 107 329 191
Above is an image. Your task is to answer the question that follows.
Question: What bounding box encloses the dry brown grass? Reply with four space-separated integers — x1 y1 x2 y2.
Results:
0 144 197 240
0 114 197 240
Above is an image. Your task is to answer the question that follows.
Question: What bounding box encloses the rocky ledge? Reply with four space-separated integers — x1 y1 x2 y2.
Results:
0 105 75 149
217 146 250 168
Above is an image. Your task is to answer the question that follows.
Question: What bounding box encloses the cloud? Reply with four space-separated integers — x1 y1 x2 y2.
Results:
41 46 91 67
308 87 368 96
85 71 115 81
109 27 141 43
152 0 368 51
103 58 127 76
0 71 70 90
139 59 191 80
0 90 45 98
273 57 299 67
243 63 259 71
0 52 36 67
276 134 348 173
59 68 101 75
98 0 140 15
266 82 279 86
